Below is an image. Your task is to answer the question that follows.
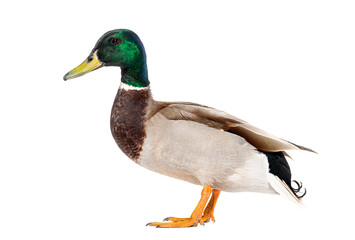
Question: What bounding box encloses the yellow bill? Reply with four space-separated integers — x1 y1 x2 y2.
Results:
63 50 102 80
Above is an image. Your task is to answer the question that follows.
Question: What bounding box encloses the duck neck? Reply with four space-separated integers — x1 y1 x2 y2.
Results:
121 62 149 88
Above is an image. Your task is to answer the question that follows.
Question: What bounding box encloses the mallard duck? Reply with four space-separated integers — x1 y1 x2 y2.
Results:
64 29 315 228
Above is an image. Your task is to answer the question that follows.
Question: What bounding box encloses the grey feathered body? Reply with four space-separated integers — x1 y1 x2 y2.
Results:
111 84 312 204
139 112 275 193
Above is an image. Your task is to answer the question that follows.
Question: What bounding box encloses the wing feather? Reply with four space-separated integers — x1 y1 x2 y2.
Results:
157 102 315 153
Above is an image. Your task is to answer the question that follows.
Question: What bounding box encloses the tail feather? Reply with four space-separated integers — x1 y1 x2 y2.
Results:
268 173 306 205
291 180 307 198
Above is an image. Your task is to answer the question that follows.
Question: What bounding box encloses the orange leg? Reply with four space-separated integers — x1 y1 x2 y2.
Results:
147 186 212 228
164 189 221 224
202 189 221 222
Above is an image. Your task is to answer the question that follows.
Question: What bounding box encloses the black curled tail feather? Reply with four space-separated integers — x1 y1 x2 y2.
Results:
260 150 307 199
291 180 307 199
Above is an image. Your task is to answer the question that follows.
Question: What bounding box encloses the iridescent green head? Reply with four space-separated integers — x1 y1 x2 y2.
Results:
64 29 149 87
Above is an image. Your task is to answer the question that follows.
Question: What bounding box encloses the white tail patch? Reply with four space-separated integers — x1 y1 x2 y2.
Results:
267 173 303 206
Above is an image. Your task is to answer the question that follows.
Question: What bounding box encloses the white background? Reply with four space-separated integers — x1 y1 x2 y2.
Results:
1 0 354 239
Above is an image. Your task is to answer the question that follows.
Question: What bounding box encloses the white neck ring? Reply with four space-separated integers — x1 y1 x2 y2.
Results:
119 82 149 91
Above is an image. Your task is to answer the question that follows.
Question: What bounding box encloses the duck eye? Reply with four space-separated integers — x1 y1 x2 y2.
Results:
110 37 121 45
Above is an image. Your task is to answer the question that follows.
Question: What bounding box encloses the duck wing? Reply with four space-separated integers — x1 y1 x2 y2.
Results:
156 102 316 153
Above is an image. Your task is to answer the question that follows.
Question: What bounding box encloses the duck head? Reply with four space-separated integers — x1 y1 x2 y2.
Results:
64 29 149 87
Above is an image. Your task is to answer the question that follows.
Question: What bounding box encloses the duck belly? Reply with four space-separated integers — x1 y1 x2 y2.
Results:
138 114 276 194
